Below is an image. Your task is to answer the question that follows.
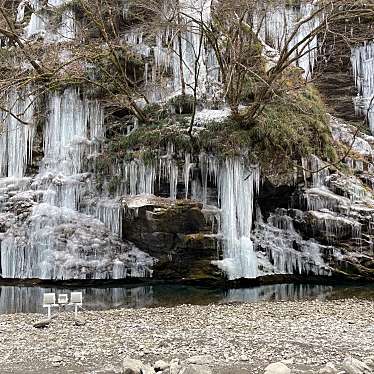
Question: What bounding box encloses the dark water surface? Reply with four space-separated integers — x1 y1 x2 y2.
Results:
0 283 373 314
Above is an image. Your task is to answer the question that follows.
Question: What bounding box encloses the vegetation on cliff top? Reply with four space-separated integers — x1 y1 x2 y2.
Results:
104 82 335 177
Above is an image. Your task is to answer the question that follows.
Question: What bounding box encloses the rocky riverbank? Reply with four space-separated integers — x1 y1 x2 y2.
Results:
0 299 373 373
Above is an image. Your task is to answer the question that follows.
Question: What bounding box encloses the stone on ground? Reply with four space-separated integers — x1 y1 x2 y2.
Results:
343 357 373 374
121 358 155 374
264 362 291 374
33 319 51 328
154 360 169 371
364 357 374 369
74 316 86 326
179 364 213 374
319 363 338 374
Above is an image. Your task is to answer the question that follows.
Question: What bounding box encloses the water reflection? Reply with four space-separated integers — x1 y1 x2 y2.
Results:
0 283 372 314
225 284 333 303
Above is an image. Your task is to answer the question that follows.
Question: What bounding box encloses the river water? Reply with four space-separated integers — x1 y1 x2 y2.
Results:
0 283 373 314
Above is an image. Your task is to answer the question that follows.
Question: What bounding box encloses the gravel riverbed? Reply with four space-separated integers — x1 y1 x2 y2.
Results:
0 299 373 373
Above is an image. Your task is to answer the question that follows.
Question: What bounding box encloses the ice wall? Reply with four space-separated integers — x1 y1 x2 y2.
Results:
254 210 332 277
253 153 370 278
102 150 342 280
119 155 260 280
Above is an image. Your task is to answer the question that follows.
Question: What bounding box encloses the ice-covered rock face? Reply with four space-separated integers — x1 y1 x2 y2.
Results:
256 129 374 279
330 116 374 160
1 1 373 282
253 117 374 280
99 150 351 280
1 201 153 279
1 98 373 281
125 0 319 103
104 153 261 280
14 0 320 108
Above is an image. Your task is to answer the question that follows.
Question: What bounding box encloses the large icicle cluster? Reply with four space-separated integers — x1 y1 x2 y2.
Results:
0 88 154 280
17 0 76 42
213 160 260 279
125 0 319 102
124 2 220 102
0 89 35 178
102 153 259 280
254 0 319 79
113 152 338 280
254 209 332 277
254 140 374 278
351 42 374 133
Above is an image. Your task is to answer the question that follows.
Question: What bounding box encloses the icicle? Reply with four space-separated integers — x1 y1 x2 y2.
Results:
183 153 193 199
0 88 154 280
57 9 76 41
254 209 331 277
95 199 123 237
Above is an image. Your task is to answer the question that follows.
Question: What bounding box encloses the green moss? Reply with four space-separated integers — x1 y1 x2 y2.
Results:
247 84 335 174
109 121 191 156
142 103 169 121
168 95 195 114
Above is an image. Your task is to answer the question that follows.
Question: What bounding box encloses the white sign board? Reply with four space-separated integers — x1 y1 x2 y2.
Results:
58 294 69 304
70 292 83 304
43 293 56 305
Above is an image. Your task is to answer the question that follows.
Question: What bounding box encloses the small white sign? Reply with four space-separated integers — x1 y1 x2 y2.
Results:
43 293 56 305
70 292 83 304
58 294 69 304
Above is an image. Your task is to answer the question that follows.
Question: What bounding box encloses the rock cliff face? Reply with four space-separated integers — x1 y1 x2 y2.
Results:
122 196 221 281
0 0 373 284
